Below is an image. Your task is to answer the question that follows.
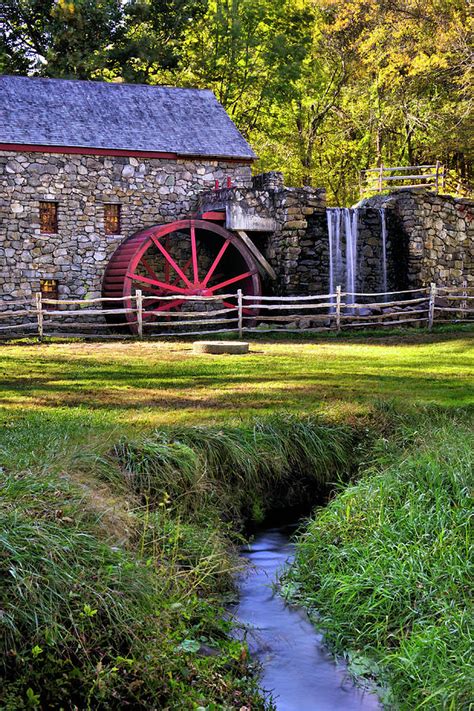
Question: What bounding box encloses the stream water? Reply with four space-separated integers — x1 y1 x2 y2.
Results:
233 526 380 711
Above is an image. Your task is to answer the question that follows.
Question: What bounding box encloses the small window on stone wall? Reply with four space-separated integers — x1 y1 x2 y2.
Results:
40 279 59 308
39 201 58 234
104 203 121 234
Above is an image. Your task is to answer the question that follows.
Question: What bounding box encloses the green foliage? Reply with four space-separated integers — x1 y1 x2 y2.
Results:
0 0 124 78
1 1 470 201
286 412 473 709
115 414 356 524
0 468 266 709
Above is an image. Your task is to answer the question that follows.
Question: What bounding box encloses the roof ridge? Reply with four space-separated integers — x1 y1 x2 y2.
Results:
0 74 214 94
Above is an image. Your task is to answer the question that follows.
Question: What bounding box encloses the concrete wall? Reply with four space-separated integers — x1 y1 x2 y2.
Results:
0 150 252 302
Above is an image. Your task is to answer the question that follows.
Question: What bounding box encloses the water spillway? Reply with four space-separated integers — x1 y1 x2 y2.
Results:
327 206 390 300
233 526 380 711
327 207 359 305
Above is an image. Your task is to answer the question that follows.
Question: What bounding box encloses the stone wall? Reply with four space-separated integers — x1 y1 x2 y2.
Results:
362 190 474 288
0 150 252 302
198 172 327 294
200 178 473 297
1 152 472 313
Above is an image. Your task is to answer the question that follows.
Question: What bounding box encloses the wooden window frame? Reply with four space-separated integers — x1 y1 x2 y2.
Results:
104 203 122 235
39 201 58 234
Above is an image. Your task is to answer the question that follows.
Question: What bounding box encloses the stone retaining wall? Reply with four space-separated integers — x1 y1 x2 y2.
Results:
200 177 473 296
361 191 474 288
0 150 251 302
198 171 327 294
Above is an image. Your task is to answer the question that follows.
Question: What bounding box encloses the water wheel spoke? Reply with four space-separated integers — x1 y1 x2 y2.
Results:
127 272 189 294
201 239 230 287
221 300 252 315
151 235 193 288
140 256 161 285
190 225 199 285
207 270 257 293
164 238 170 284
169 252 196 289
143 299 185 320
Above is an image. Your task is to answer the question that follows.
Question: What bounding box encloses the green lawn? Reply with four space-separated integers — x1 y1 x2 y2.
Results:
0 329 472 709
1 332 472 429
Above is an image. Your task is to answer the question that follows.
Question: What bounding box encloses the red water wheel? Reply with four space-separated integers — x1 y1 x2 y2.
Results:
103 219 261 333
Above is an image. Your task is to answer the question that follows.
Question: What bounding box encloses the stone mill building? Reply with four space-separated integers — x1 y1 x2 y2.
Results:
0 74 472 331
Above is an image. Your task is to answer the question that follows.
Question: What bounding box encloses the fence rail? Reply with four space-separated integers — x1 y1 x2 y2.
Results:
0 284 472 341
360 162 446 196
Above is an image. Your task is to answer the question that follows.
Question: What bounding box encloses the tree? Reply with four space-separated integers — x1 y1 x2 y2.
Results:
0 0 123 78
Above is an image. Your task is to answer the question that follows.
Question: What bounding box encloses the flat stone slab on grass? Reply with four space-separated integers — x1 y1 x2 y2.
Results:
193 341 249 355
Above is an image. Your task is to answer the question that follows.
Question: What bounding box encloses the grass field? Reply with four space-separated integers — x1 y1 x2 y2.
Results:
0 328 472 709
1 331 472 426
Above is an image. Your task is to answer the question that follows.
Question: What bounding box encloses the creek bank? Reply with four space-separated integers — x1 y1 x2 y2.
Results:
233 524 380 711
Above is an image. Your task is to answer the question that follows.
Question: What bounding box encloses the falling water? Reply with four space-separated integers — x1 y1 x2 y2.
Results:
379 208 388 300
327 208 359 306
327 209 343 304
345 208 358 305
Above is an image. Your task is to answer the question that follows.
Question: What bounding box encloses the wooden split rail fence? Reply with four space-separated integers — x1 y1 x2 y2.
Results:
360 162 447 196
0 284 472 340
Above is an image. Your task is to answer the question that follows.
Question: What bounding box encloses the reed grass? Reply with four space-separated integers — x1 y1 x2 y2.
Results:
287 412 473 710
114 414 355 524
0 468 266 709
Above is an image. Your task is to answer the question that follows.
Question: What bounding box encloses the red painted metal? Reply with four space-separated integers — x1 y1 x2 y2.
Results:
103 218 261 332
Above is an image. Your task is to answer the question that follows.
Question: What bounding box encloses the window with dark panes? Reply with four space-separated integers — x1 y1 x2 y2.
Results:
39 201 58 233
104 203 121 234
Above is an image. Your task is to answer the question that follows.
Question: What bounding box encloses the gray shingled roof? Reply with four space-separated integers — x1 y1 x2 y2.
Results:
0 75 255 160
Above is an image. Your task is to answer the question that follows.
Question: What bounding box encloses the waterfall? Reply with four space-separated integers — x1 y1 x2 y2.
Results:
379 208 388 299
344 208 358 305
327 209 343 304
327 207 358 305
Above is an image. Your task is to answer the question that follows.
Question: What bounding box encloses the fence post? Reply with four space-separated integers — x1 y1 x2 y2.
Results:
237 289 243 339
136 289 143 338
435 161 440 193
378 164 384 193
461 279 467 319
428 282 436 330
35 291 43 341
335 285 341 332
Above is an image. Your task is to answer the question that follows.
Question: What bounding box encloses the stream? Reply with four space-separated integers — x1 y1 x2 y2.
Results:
233 526 380 711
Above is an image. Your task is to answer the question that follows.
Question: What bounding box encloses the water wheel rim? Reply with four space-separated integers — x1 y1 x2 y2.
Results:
105 219 261 330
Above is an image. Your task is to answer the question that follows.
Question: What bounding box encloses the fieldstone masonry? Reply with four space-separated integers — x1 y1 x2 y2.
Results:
198 171 327 294
362 191 474 289
0 153 472 310
200 177 473 295
0 150 251 302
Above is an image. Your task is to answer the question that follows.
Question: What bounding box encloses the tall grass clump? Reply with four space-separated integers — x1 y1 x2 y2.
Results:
286 412 473 710
114 414 356 525
0 470 266 709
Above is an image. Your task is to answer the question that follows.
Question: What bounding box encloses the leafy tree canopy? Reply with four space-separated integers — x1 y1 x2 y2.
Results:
0 0 471 204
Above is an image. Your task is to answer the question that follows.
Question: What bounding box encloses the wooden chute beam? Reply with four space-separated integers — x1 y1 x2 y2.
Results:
234 230 276 280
